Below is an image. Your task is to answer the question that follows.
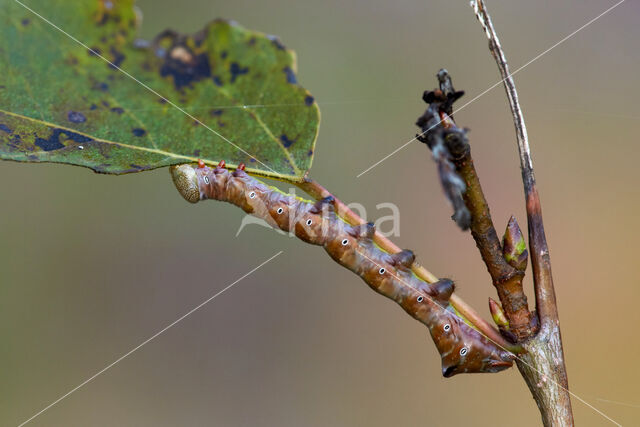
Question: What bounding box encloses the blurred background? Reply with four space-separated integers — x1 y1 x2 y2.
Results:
1 0 639 425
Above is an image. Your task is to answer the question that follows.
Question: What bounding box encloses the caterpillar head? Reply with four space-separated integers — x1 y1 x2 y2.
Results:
432 314 514 377
170 164 201 203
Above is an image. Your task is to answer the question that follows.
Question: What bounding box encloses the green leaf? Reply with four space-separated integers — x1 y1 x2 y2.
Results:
0 0 319 182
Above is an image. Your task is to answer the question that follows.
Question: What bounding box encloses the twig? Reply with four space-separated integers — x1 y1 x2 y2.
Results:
470 0 574 424
416 73 535 340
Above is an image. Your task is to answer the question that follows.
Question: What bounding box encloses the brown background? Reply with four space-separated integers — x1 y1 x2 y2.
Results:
1 0 639 425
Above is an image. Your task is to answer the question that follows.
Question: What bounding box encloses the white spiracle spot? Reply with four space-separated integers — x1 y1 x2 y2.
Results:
341 239 349 246
417 296 424 303
443 324 451 332
460 347 468 356
379 268 385 275
203 176 210 184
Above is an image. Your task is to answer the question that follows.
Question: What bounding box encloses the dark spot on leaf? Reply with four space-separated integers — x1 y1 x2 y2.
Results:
217 120 225 127
221 51 227 59
62 130 92 143
0 85 5 89
0 124 12 134
193 149 201 156
268 35 285 50
21 18 30 26
129 163 144 170
280 134 297 148
210 109 223 116
101 100 110 107
158 97 167 104
96 13 108 26
5 140 20 150
90 104 98 110
308 150 313 156
96 7 121 26
108 47 125 69
193 120 200 126
132 128 146 137
213 76 223 86
35 128 91 151
110 107 124 114
88 46 102 56
160 46 211 90
305 95 314 106
67 111 87 123
248 37 256 46
92 82 109 92
249 158 256 162
65 55 78 65
283 67 297 84
230 62 249 83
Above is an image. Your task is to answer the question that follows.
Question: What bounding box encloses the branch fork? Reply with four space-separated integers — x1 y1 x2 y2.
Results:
409 0 574 424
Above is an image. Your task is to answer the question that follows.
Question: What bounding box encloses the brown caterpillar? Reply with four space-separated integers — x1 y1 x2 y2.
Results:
170 162 514 376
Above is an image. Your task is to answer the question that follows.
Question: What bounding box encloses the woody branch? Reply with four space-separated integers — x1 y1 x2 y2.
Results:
467 0 573 424
416 70 536 341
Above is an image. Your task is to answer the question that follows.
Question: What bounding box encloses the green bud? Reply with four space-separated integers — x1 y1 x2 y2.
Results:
489 298 509 329
503 215 528 271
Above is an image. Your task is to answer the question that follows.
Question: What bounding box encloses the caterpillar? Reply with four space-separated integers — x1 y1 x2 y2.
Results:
170 162 515 377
